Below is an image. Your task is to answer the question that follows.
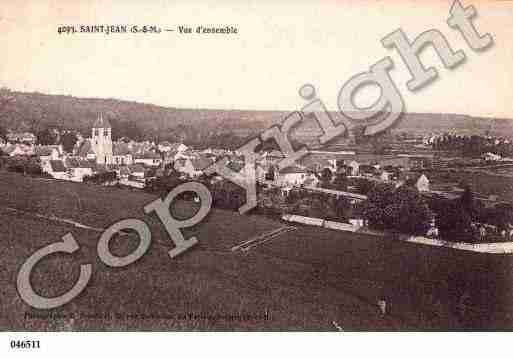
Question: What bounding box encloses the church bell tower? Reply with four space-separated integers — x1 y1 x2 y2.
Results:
92 113 113 164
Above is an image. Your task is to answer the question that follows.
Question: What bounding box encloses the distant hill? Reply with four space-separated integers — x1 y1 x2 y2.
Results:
1 90 511 145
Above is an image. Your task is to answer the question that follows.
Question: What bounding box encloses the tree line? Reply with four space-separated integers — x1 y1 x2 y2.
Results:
432 134 513 158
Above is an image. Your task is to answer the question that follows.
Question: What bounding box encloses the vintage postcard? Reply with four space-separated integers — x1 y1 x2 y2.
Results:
1 0 513 355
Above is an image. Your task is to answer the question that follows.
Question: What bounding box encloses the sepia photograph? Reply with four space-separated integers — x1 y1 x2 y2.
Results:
1 0 513 355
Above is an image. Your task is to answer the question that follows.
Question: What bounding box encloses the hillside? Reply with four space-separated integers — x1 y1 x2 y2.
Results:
1 90 512 145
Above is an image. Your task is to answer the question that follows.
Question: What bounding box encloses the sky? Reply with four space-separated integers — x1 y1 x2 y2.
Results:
0 0 512 118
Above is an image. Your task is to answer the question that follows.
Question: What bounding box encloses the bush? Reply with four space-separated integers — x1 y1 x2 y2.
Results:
83 171 117 185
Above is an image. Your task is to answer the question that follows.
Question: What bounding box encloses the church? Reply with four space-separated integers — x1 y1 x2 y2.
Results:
91 113 113 164
76 114 114 164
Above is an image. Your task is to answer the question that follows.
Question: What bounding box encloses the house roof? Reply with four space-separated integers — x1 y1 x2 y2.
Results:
169 143 187 152
3 144 31 155
303 177 318 187
359 164 376 173
174 158 187 168
268 150 284 158
2 144 16 154
49 160 66 172
130 143 153 154
134 151 161 160
403 173 429 187
191 156 213 171
7 132 36 140
92 164 118 173
113 142 131 156
76 140 95 157
128 164 146 173
34 146 58 156
66 157 94 169
280 166 307 175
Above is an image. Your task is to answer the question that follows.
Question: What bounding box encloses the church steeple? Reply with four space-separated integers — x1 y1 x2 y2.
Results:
92 113 112 141
93 113 111 129
91 113 113 164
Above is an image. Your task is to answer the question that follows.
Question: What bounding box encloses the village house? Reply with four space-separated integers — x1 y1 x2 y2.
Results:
42 160 68 180
174 155 213 178
275 166 311 188
76 139 97 160
261 150 285 166
65 158 94 182
133 151 162 167
380 170 393 182
2 143 33 157
157 141 173 153
483 152 502 161
397 173 430 192
415 174 430 192
115 166 130 180
116 164 147 188
112 142 133 165
7 132 37 144
127 163 146 180
34 145 61 163
358 164 378 177
158 142 187 154
347 160 359 176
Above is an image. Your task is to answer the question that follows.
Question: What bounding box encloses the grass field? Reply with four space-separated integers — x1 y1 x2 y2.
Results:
0 171 403 330
1 171 512 330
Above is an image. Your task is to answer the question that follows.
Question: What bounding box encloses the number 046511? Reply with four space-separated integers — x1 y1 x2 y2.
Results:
10 340 40 349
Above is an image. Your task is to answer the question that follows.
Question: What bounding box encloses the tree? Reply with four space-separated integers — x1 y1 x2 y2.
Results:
211 180 246 211
61 132 78 153
391 186 432 235
332 172 348 191
265 166 276 181
0 87 15 124
458 186 476 220
110 117 143 141
36 128 58 145
5 156 47 177
319 167 333 188
0 125 6 141
362 183 395 230
308 196 326 218
363 183 432 235
436 200 479 243
489 203 513 232
334 196 351 221
354 177 375 195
